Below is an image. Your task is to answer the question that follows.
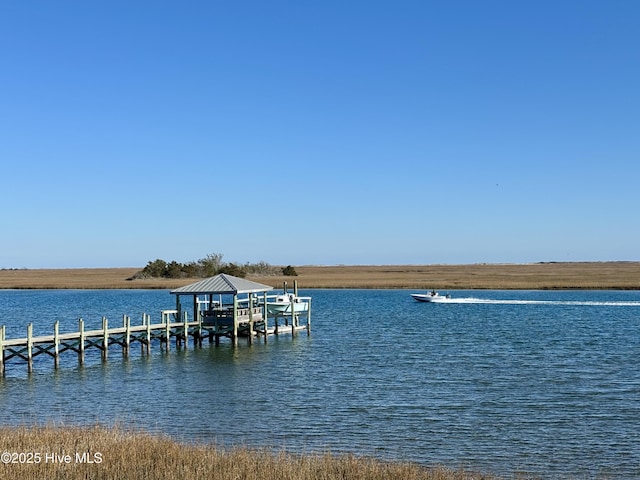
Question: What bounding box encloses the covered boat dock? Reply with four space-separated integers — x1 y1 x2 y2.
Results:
171 274 311 346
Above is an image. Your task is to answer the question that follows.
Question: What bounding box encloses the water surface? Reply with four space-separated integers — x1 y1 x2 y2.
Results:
1 289 639 479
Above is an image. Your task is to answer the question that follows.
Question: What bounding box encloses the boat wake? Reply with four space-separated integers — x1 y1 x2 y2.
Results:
429 297 640 307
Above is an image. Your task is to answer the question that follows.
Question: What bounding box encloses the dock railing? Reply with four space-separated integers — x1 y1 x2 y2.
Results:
0 310 198 375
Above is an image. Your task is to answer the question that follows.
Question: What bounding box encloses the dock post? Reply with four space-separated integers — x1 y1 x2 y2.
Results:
195 311 202 347
0 325 4 376
307 299 311 336
263 291 268 343
78 319 85 365
182 311 189 349
102 317 109 360
145 313 151 354
193 298 198 341
27 323 33 373
140 314 145 354
123 315 130 357
53 321 60 369
248 294 254 345
232 295 238 347
165 312 171 351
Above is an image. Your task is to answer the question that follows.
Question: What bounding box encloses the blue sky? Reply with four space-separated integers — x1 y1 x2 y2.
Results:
1 1 638 268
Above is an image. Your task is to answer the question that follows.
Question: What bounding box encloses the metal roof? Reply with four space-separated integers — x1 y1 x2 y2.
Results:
170 274 273 295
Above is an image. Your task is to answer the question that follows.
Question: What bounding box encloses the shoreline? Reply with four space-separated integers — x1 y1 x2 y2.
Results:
1 262 639 290
0 424 499 480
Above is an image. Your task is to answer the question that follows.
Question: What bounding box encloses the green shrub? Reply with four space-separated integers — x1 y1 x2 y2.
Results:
282 265 298 276
131 254 284 280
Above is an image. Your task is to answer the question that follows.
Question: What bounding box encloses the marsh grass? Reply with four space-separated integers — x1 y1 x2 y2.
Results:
0 262 638 290
254 262 640 290
0 425 499 480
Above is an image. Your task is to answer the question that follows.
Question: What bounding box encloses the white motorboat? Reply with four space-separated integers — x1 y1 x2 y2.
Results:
266 293 309 315
411 290 450 303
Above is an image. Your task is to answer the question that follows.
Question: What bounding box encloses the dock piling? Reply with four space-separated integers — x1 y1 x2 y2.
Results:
78 319 85 365
0 325 4 376
27 323 33 373
164 311 171 351
123 315 131 357
263 291 268 344
183 311 189 349
102 317 109 360
53 321 60 369
145 313 151 354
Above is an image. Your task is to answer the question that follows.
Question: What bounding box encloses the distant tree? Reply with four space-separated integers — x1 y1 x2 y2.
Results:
131 254 288 280
244 260 279 275
282 265 298 276
198 253 223 277
181 261 200 278
142 259 167 278
218 262 246 278
165 261 183 278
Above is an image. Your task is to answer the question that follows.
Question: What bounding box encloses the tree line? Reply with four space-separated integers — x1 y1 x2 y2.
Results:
129 253 297 279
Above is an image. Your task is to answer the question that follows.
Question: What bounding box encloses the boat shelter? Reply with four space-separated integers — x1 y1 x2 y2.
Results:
171 274 273 345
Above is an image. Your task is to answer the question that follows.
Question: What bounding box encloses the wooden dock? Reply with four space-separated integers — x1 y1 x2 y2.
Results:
0 274 312 375
0 305 310 375
0 310 187 375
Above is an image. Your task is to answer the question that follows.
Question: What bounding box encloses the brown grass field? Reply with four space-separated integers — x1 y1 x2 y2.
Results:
0 425 500 480
0 262 639 290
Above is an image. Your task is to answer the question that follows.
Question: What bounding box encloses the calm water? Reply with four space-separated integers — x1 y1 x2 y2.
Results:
1 289 639 479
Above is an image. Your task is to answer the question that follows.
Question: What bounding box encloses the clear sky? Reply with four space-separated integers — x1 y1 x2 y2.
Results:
1 1 638 268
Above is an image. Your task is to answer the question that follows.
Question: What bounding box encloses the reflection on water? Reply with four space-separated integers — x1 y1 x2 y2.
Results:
1 289 639 479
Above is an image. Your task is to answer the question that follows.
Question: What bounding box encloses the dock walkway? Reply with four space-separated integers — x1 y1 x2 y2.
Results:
0 307 309 375
1 274 312 375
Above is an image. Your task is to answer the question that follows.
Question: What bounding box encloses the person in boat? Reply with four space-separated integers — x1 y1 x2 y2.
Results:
430 289 437 296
